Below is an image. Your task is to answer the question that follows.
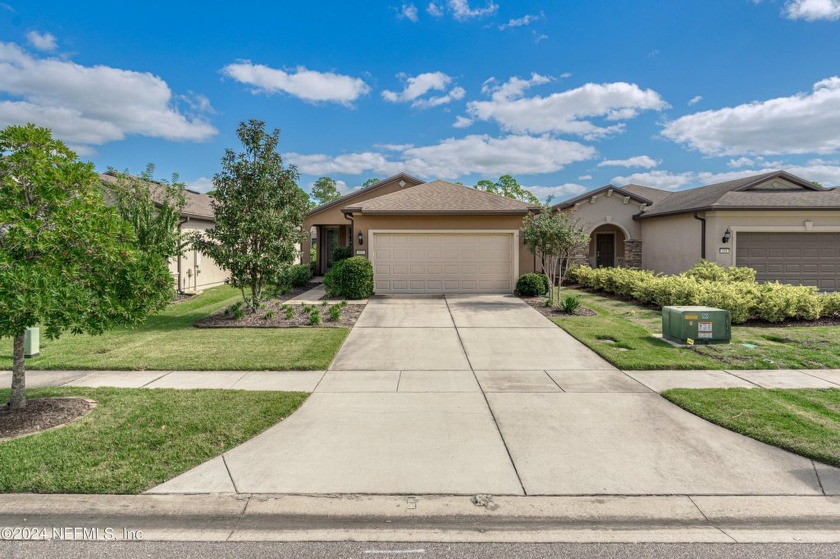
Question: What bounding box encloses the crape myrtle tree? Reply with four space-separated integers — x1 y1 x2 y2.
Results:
0 124 174 409
108 163 187 262
193 120 310 312
521 207 590 305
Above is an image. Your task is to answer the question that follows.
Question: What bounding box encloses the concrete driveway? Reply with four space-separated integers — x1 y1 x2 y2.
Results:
153 294 840 496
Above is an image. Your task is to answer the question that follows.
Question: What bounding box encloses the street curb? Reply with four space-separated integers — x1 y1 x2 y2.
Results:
0 494 839 543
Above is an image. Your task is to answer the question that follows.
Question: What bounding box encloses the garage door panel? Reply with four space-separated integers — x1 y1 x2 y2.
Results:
373 233 514 294
737 232 840 292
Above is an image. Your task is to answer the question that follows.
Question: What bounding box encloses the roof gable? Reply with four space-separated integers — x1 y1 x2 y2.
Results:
100 172 214 220
554 184 653 210
306 172 424 217
345 180 541 215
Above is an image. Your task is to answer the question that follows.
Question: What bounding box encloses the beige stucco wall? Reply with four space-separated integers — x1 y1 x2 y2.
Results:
640 213 703 274
563 193 643 241
301 177 422 264
703 210 840 268
350 213 538 277
173 219 228 291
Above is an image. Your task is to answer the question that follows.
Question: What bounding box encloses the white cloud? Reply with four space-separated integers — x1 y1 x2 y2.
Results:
453 115 474 128
466 74 668 138
382 72 465 108
597 155 659 169
374 142 415 151
448 0 498 20
688 95 703 106
287 134 596 179
427 2 444 16
527 183 587 202
186 177 214 193
0 42 216 150
727 156 783 168
399 3 419 21
578 174 593 180
26 31 56 52
663 77 840 156
611 170 694 191
221 61 370 105
499 12 543 30
532 31 549 43
784 0 840 21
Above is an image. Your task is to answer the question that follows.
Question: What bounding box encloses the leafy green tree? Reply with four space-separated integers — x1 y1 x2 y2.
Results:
310 176 342 206
521 208 590 304
0 124 173 409
474 175 540 204
107 164 187 261
192 120 310 312
361 177 380 188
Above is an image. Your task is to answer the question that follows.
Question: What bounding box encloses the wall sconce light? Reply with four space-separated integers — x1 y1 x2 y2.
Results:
722 227 732 244
357 231 364 245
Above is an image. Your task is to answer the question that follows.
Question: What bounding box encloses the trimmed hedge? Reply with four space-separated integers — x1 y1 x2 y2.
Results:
515 273 550 296
324 256 374 299
285 263 313 288
331 245 353 263
570 261 836 324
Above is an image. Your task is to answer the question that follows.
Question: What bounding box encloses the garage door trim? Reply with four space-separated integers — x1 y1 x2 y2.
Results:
369 229 520 293
732 224 840 267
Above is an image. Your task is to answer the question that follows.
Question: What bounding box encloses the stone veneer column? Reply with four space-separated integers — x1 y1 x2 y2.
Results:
624 239 643 268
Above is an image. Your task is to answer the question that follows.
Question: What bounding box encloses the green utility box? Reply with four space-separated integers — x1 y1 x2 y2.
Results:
662 306 731 345
24 327 40 357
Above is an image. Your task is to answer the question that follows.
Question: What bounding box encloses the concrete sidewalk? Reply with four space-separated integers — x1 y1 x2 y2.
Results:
1 493 839 543
625 368 840 391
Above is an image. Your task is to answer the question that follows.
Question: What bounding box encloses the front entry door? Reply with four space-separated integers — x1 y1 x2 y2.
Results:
324 227 339 271
596 233 615 268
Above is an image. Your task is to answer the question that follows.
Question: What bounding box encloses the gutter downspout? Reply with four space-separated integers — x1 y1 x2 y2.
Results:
693 212 706 260
177 216 189 293
343 211 355 273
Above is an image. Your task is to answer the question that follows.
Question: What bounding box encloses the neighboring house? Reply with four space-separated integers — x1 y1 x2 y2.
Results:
555 170 840 292
99 172 228 292
302 173 542 293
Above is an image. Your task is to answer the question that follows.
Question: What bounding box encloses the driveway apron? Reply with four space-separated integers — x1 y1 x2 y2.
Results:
152 294 839 496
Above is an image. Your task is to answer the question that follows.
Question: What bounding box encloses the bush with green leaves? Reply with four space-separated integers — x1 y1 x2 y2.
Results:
324 256 374 299
308 307 321 325
331 245 353 263
515 273 550 296
284 264 312 288
570 262 834 324
559 295 581 314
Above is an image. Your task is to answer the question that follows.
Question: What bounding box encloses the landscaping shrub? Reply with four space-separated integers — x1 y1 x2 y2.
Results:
286 264 313 288
570 262 833 324
515 273 550 296
331 245 353 263
559 295 581 314
323 256 374 299
308 307 321 325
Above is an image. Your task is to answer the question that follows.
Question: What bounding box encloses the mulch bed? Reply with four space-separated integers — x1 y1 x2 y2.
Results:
0 398 94 441
520 296 597 318
195 300 364 328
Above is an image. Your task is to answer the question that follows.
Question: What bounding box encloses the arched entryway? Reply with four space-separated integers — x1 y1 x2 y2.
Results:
589 224 628 268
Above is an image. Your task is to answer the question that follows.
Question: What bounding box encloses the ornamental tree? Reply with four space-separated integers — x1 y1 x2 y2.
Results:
192 120 310 312
521 208 590 304
0 124 174 409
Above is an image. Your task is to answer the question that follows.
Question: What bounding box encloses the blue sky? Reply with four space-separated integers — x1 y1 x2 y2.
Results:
2 0 840 200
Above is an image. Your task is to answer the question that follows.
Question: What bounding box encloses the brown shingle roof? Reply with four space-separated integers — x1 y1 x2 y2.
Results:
553 184 652 210
344 180 541 215
100 172 215 220
306 172 424 217
620 184 673 204
636 170 825 219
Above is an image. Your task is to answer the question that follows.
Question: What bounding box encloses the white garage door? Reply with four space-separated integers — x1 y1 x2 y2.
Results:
372 232 515 293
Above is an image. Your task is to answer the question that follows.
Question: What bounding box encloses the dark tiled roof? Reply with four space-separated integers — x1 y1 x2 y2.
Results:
636 171 825 219
620 184 673 204
100 172 215 220
306 172 424 217
553 184 652 210
345 180 541 215
711 190 840 209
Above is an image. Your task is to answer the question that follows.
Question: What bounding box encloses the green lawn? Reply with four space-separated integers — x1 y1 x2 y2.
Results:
0 387 307 493
552 287 840 370
0 286 348 370
663 388 840 467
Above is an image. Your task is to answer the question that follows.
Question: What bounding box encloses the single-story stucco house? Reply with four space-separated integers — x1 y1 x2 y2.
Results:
303 170 840 293
100 172 228 292
557 170 840 292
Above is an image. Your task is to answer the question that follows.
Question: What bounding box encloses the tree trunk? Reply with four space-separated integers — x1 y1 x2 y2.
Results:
9 333 26 410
